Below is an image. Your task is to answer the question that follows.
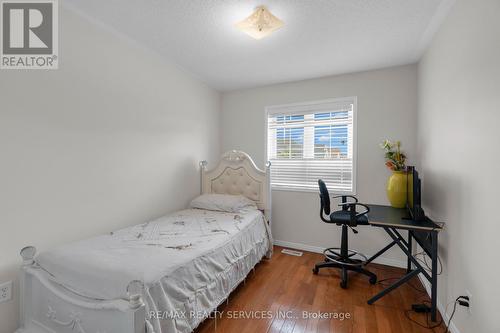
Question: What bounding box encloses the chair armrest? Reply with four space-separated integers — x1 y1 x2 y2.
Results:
354 203 370 218
337 202 370 218
331 195 358 203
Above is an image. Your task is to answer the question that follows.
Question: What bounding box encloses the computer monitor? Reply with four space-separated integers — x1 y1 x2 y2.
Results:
407 166 425 221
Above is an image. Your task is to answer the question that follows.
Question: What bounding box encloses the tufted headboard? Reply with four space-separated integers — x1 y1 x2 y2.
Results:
200 150 271 222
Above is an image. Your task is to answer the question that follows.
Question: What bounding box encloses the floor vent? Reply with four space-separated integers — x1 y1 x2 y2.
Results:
281 248 303 256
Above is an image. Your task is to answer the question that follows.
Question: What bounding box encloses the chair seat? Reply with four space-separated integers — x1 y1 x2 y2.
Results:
329 210 369 225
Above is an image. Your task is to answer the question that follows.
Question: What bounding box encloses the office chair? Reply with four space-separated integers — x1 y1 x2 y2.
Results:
313 179 377 289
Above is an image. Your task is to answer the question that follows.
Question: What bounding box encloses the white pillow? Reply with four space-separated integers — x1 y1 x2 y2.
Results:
190 194 257 213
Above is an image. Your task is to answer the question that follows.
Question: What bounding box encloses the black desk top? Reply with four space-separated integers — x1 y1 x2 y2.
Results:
367 204 443 232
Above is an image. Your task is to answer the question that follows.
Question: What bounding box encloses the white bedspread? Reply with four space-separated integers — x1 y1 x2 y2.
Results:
36 208 273 333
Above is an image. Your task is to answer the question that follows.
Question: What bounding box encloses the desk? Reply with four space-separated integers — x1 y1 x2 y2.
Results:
365 205 444 321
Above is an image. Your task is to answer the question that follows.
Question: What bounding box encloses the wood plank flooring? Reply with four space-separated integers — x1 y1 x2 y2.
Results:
195 246 445 333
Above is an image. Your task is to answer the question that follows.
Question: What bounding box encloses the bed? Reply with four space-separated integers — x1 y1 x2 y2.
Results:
16 150 272 333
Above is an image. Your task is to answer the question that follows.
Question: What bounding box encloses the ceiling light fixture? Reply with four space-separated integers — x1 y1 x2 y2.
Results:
235 6 284 40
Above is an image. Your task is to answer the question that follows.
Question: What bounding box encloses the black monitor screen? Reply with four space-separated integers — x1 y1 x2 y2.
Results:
407 166 425 220
408 168 414 210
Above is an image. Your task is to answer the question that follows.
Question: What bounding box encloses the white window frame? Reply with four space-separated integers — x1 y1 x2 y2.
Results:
264 96 358 194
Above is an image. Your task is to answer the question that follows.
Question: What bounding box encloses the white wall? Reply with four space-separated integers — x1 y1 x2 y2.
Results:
222 64 418 266
0 7 220 333
417 1 500 332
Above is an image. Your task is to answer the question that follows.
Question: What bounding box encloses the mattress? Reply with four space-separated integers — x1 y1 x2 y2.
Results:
36 208 273 333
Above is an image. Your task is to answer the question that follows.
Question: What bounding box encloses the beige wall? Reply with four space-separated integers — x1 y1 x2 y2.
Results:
0 7 220 333
417 0 500 332
221 64 418 266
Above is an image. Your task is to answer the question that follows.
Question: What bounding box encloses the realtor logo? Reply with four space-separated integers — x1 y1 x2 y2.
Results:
1 0 58 69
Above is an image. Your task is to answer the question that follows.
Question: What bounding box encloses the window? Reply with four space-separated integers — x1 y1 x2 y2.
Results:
266 97 356 193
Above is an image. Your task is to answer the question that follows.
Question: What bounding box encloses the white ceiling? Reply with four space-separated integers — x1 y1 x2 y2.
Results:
64 0 453 91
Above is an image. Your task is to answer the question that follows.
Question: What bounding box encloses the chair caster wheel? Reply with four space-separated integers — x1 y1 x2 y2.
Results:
369 276 377 284
312 267 319 275
340 280 347 289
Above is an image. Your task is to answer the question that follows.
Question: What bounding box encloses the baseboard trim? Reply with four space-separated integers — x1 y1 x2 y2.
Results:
273 239 406 268
417 274 460 333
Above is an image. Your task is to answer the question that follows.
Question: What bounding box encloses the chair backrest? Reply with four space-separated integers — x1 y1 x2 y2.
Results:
318 179 331 215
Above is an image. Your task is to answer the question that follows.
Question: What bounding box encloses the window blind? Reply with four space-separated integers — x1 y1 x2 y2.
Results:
266 98 356 193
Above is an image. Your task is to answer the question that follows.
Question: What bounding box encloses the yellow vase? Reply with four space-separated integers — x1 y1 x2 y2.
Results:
386 171 407 208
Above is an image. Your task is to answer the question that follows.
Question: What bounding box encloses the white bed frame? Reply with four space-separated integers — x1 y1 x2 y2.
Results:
16 150 270 333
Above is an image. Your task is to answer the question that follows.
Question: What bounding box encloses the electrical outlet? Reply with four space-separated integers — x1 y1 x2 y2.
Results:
0 281 12 303
465 289 472 314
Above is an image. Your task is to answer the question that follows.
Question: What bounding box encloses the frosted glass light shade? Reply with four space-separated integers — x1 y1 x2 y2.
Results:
235 6 284 40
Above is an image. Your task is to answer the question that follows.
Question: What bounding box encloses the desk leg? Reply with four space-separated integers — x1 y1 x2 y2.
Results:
368 227 431 306
365 239 397 265
407 231 413 273
386 228 431 281
431 231 438 322
368 269 421 304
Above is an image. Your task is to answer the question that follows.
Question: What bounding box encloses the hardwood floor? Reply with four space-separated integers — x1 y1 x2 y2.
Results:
195 246 445 333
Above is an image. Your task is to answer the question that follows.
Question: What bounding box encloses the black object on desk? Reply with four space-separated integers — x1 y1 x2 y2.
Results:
365 204 444 322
